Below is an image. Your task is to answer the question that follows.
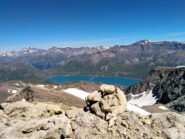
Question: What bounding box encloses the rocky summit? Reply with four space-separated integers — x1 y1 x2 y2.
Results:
0 84 185 139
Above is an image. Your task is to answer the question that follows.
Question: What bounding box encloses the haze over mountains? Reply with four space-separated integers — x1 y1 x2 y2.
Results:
0 40 185 82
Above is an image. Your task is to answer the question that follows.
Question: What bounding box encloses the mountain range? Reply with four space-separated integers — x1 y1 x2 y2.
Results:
1 40 185 82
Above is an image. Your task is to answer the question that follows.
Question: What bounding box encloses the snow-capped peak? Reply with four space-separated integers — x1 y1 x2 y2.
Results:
0 51 14 56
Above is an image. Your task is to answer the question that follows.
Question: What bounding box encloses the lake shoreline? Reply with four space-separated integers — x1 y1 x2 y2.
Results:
48 75 141 86
47 75 142 81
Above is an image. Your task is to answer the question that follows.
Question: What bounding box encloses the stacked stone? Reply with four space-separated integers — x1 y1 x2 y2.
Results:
86 84 127 126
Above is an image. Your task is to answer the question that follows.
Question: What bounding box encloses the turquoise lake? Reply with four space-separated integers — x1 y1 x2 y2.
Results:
48 76 141 86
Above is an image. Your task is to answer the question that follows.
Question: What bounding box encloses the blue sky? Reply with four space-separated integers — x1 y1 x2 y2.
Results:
0 0 185 50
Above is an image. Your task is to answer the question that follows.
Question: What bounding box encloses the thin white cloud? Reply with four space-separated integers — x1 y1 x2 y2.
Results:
0 35 138 51
166 32 185 36
169 38 185 42
35 35 138 48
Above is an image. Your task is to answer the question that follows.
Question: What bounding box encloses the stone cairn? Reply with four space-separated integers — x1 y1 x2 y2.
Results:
85 84 127 127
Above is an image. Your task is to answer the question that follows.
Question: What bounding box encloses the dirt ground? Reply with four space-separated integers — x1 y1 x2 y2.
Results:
7 85 86 108
0 80 126 108
0 81 24 103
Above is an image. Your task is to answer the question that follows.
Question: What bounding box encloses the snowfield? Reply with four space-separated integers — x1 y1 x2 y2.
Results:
128 90 157 107
127 103 151 116
176 66 185 68
158 106 168 110
63 88 89 100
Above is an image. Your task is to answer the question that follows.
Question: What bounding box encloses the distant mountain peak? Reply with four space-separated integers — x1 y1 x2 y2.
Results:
134 40 150 45
0 50 13 56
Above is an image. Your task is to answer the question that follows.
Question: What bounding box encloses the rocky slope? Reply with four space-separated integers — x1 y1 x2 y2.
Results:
0 63 41 82
0 80 102 105
5 84 86 108
126 66 185 112
0 84 184 139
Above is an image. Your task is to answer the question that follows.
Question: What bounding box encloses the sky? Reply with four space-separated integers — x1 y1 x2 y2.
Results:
0 0 185 51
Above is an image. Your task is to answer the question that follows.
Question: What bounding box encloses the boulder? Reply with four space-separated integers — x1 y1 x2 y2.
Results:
116 88 127 107
87 91 101 102
90 102 105 118
65 108 81 118
0 101 65 120
0 110 9 123
100 84 116 94
36 102 63 115
62 120 72 138
99 99 112 113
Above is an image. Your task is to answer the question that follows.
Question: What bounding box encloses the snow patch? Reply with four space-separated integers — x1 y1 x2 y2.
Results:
63 88 89 100
7 89 18 94
14 83 20 86
176 66 185 68
158 106 168 110
35 85 45 88
7 89 11 93
127 103 151 116
145 40 148 43
54 86 58 89
22 99 26 102
128 90 157 107
12 90 17 94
